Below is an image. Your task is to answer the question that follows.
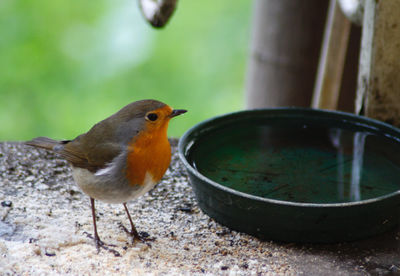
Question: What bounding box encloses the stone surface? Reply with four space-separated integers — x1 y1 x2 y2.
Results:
0 141 399 275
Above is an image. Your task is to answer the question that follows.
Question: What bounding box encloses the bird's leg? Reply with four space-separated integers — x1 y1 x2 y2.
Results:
90 197 103 248
121 202 140 238
84 198 120 257
120 203 155 243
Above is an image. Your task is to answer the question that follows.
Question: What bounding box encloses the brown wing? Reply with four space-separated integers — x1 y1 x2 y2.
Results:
62 139 123 173
61 117 126 172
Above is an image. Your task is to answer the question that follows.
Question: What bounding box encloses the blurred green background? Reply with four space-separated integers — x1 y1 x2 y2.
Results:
0 0 251 141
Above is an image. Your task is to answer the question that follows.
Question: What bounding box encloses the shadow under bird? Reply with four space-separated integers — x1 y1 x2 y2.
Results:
26 99 187 255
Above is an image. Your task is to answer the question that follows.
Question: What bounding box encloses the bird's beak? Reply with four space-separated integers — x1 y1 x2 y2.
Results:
169 109 187 118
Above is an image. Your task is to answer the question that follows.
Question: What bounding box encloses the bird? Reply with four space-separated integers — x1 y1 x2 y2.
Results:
25 99 187 254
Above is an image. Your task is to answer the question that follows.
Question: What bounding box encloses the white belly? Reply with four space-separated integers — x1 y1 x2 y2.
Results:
72 167 157 204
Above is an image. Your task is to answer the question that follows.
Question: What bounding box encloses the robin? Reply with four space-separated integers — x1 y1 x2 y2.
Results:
26 99 187 254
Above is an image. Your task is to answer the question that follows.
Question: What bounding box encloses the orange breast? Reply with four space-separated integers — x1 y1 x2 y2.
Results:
126 123 171 186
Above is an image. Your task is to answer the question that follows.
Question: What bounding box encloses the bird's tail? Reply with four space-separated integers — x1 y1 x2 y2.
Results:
25 137 68 152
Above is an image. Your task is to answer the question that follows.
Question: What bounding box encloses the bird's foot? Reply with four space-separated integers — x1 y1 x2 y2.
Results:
118 223 156 246
83 231 121 257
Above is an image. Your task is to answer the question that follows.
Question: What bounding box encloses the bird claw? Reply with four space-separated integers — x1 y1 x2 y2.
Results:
135 231 156 247
118 223 155 246
83 231 121 257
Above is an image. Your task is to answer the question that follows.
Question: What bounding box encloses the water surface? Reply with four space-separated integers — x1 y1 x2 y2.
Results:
189 121 400 203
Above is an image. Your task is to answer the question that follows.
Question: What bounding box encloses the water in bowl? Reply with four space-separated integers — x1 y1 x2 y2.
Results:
189 121 400 203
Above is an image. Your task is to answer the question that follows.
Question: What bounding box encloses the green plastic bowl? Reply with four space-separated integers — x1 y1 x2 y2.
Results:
178 108 400 243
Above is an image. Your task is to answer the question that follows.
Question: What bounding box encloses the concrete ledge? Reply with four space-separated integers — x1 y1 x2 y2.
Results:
0 141 399 275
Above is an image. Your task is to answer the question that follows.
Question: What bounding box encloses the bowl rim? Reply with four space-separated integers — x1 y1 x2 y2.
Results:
178 107 400 208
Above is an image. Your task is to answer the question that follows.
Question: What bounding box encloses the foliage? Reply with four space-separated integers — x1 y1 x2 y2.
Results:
0 0 251 140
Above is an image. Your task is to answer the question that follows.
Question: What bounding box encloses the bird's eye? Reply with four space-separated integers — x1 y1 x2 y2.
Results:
146 113 158 121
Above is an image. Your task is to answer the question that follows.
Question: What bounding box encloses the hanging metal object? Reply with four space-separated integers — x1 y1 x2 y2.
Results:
138 0 178 28
337 0 364 26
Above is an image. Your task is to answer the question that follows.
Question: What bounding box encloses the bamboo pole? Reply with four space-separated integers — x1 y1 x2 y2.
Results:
312 0 351 110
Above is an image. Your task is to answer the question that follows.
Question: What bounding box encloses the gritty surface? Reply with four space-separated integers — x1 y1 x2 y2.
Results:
0 141 399 275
